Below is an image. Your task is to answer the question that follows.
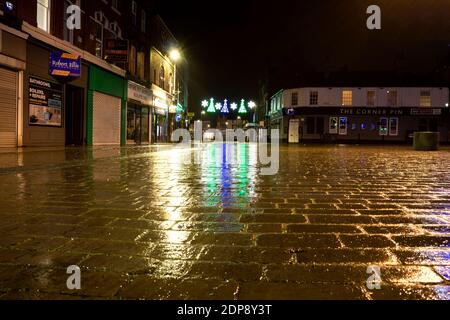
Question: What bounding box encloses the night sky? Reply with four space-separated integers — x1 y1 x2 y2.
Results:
155 0 450 114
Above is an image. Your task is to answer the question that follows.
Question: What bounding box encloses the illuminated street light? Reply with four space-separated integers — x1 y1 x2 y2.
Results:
169 49 181 62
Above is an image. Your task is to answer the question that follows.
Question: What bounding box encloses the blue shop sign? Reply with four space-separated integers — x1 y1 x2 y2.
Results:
49 52 81 78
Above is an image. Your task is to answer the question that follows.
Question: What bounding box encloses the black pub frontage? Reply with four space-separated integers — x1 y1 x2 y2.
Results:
283 107 450 144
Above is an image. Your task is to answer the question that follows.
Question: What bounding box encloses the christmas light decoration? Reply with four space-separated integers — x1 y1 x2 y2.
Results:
221 99 230 113
248 101 256 109
207 98 216 113
215 103 222 111
230 102 238 111
201 100 209 108
238 99 247 114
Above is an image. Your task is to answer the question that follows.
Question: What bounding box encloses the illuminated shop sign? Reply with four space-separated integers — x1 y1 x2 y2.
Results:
128 81 152 106
49 52 81 78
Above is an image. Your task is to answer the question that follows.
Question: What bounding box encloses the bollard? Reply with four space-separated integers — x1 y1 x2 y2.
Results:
413 132 440 151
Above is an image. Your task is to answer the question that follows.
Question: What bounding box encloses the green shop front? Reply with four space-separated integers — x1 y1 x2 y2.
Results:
87 65 127 146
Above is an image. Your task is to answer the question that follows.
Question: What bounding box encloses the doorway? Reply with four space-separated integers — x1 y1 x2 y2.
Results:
127 105 150 144
65 85 85 146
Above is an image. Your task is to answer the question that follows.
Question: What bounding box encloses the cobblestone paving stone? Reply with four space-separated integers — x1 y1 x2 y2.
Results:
0 144 449 300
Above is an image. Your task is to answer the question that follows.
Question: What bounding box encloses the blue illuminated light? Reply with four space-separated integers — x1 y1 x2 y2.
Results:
5 1 13 12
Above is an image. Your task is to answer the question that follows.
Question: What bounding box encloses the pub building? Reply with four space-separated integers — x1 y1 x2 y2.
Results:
269 87 450 144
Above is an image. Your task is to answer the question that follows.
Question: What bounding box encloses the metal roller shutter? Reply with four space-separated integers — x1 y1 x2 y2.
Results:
0 68 17 147
93 91 121 145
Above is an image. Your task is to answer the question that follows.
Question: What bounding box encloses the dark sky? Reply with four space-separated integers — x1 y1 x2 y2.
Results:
155 0 450 113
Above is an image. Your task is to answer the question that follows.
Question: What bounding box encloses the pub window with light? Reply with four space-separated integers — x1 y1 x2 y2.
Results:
420 91 431 107
342 91 353 106
367 91 376 106
37 0 51 32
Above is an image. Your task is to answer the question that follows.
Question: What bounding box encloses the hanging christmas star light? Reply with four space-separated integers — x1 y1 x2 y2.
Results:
230 102 238 111
207 98 216 113
238 99 248 114
221 99 230 114
201 100 209 108
215 102 222 111
248 101 256 110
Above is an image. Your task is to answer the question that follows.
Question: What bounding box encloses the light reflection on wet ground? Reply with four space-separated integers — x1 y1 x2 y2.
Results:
0 144 449 300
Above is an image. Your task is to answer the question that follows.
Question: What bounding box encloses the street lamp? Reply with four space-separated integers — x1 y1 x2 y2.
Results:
169 49 181 62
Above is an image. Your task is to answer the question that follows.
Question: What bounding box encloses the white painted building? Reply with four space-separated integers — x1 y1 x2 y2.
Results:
269 87 450 143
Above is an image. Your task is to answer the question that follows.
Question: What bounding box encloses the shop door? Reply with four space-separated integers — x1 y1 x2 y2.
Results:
289 119 300 143
0 68 17 147
93 92 121 145
66 85 85 146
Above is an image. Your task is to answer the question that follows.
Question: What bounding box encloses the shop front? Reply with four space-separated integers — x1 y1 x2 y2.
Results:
151 85 170 143
284 107 450 144
24 40 88 147
87 65 127 146
127 81 152 145
0 23 27 148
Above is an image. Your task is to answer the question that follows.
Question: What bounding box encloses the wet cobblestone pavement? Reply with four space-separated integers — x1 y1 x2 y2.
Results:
0 143 449 300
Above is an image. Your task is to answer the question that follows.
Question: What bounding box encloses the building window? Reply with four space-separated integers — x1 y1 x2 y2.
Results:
93 18 103 58
64 0 80 44
339 117 348 135
420 90 431 107
141 10 146 32
329 117 338 134
367 91 376 106
310 91 319 105
129 45 136 76
137 52 145 80
159 65 165 90
37 0 51 32
380 118 389 136
342 91 353 106
389 118 399 136
131 1 137 26
291 92 298 106
387 90 398 107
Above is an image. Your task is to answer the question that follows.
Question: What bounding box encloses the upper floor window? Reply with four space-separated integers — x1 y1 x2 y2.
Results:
291 92 298 106
137 52 145 80
367 91 376 106
387 90 398 107
310 91 319 105
37 0 51 32
141 10 146 32
131 1 137 26
112 0 119 10
342 90 353 106
420 90 431 107
129 45 137 76
159 65 165 90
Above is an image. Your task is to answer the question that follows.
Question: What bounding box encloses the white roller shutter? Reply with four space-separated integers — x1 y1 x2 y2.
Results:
93 92 121 145
0 68 17 147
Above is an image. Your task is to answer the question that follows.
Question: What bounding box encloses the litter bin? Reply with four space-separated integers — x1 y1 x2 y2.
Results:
413 132 440 151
